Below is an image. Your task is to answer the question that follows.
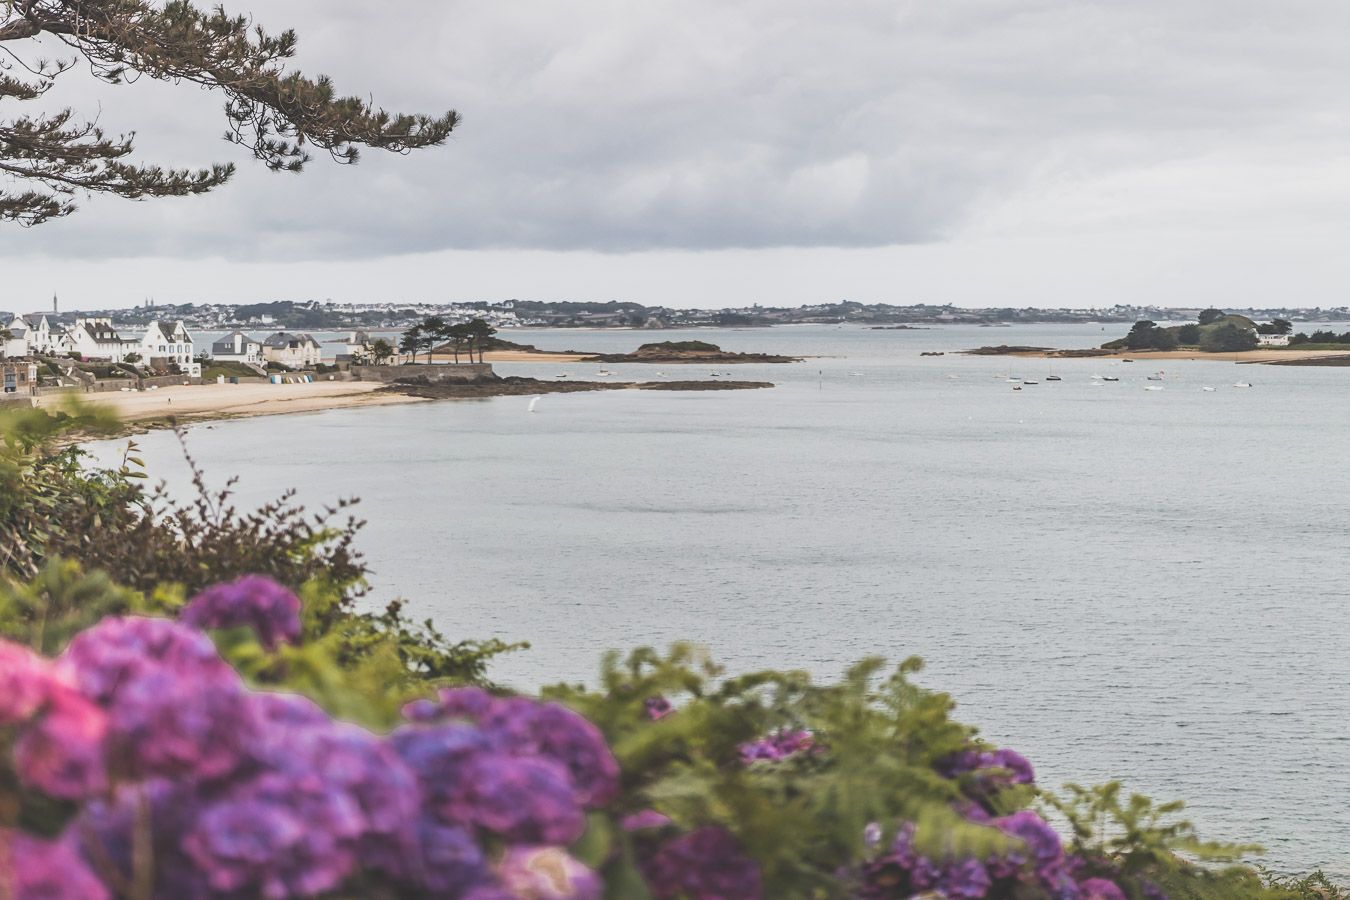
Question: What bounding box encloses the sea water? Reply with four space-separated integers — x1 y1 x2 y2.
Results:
87 324 1350 878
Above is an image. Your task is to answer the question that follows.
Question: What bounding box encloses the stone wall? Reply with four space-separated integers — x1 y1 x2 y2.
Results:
351 363 496 384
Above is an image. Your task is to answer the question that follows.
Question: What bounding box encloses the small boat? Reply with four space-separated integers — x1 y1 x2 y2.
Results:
1121 359 1135 363
1005 377 1021 383
1045 375 1062 381
1012 386 1022 391
1022 380 1039 385
1147 374 1163 381
1233 382 1252 388
1201 387 1216 392
1144 385 1163 391
554 373 568 379
1102 376 1120 382
597 369 615 376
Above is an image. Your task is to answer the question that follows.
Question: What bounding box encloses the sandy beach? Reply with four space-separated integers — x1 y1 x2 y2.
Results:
36 380 423 427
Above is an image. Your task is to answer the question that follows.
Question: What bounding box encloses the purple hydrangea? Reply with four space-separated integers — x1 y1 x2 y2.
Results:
181 575 303 650
74 780 205 897
397 819 492 895
401 691 621 810
644 696 674 720
392 722 495 825
1079 877 1128 900
57 616 238 703
250 690 332 730
458 755 587 845
1 829 110 900
993 809 1063 874
943 857 993 898
56 617 259 782
942 746 1036 786
497 846 602 900
739 729 816 764
622 810 674 832
282 722 421 871
641 827 763 900
182 769 365 898
525 702 621 806
12 686 108 800
858 822 962 896
107 663 260 781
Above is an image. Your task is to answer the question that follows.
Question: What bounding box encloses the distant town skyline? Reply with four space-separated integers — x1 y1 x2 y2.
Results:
5 2 1350 309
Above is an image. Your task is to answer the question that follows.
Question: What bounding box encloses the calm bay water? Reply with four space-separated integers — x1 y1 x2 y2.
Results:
88 324 1350 878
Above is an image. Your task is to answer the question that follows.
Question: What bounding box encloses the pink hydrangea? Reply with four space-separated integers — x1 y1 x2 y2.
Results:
0 829 110 900
12 685 108 800
0 638 58 725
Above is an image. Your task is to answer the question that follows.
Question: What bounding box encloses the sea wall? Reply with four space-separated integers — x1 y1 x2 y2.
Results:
351 363 496 384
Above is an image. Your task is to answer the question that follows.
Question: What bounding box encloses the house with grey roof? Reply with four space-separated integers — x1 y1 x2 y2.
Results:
211 331 265 367
262 332 323 369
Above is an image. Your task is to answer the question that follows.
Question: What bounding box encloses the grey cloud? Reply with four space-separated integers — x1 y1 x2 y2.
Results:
4 0 1350 261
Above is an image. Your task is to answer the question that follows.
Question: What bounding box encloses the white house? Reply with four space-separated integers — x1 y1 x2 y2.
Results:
211 330 265 367
2 317 30 359
130 320 200 376
262 332 323 369
68 317 133 362
10 314 71 356
1256 333 1291 347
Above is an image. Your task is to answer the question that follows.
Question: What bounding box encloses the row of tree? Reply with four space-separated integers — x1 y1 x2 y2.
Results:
1125 320 1262 352
1289 330 1350 346
398 317 498 364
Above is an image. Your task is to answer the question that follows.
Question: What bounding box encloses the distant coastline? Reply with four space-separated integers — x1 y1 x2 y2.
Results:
960 344 1350 365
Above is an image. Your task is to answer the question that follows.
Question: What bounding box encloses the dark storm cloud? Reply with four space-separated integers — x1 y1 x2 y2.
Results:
4 0 1350 261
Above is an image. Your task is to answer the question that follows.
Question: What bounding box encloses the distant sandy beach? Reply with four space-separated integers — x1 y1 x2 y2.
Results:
470 350 594 363
37 381 423 428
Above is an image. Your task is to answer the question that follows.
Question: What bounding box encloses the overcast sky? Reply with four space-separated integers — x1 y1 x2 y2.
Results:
4 0 1350 310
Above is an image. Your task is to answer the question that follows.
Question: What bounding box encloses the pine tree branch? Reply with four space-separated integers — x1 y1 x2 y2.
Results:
0 0 458 224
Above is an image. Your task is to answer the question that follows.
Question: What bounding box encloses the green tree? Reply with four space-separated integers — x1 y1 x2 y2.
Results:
1177 323 1201 345
0 1 458 225
397 326 422 364
1151 328 1178 351
466 317 497 363
370 338 395 365
1257 318 1293 336
1125 321 1159 351
420 316 448 364
1200 323 1259 352
1197 308 1226 326
0 326 11 359
443 323 471 364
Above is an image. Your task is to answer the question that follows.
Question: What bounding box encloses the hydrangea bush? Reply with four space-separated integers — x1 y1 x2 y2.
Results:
1 570 1329 898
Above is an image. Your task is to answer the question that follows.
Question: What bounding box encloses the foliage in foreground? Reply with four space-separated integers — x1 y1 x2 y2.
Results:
0 406 1342 898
